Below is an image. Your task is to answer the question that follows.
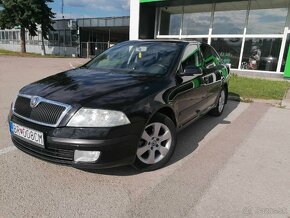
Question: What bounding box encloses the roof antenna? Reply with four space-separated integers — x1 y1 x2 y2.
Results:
61 0 64 19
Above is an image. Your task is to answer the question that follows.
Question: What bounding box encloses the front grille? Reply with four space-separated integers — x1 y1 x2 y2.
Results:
13 94 71 127
13 137 74 164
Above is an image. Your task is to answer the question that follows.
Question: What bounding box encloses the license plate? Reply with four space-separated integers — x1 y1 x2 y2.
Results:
10 121 44 148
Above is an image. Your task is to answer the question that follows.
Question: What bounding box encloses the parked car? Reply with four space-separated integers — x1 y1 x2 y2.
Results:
8 40 230 171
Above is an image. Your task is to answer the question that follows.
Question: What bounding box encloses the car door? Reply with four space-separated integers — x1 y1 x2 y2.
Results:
169 44 207 126
200 43 226 109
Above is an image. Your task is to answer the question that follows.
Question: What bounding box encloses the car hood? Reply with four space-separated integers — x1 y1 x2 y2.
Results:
20 68 161 106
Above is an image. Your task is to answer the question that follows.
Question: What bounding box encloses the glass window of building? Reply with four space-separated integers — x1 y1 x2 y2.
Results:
71 30 78 46
8 31 13 41
159 6 182 35
12 31 16 40
241 38 282 71
212 1 247 34
54 32 59 46
84 19 91 27
49 31 59 46
48 32 54 46
182 4 211 35
247 0 288 34
107 19 114 26
99 19 106 26
15 31 19 41
65 30 71 46
59 30 65 46
211 38 242 69
91 19 99 26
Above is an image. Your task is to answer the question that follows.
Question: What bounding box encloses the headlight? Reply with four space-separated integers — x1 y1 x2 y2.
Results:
67 108 130 127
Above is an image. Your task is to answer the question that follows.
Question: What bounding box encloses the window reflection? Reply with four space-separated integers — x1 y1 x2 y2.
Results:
212 2 247 34
211 38 242 68
160 7 182 35
242 38 282 71
182 4 211 35
247 0 288 34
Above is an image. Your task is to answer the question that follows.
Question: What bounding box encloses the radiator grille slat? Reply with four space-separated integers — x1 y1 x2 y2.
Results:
13 95 71 127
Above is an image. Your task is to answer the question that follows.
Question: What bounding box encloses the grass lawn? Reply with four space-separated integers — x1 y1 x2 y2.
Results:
0 49 65 58
229 74 290 100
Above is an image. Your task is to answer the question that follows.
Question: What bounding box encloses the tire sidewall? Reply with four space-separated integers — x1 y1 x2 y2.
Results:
209 86 226 116
218 88 226 114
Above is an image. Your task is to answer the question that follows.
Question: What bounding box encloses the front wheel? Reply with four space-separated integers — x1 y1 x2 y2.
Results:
133 113 176 171
209 87 226 116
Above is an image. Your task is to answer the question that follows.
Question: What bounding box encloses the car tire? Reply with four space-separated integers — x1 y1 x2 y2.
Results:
209 87 226 117
133 113 177 171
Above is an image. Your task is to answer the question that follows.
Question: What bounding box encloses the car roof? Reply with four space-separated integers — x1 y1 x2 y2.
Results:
130 39 200 45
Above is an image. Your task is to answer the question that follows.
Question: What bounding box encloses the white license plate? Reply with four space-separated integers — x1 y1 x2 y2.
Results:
10 122 44 148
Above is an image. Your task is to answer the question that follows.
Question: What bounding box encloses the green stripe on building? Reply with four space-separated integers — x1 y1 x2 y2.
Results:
284 45 290 78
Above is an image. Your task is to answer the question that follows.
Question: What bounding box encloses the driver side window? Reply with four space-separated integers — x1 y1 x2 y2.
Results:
181 45 203 71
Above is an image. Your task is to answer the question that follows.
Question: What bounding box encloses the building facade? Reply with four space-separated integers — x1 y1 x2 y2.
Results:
130 0 290 77
0 16 129 57
0 19 79 56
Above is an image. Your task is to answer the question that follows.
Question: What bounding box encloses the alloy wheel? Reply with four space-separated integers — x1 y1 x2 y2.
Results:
137 122 172 165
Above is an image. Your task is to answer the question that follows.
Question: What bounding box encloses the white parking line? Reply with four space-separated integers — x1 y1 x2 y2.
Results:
0 146 16 156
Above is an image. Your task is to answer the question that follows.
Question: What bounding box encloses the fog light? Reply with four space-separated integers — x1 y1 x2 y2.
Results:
74 150 101 163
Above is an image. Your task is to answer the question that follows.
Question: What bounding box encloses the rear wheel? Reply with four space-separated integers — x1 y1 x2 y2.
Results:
209 87 226 116
133 113 176 171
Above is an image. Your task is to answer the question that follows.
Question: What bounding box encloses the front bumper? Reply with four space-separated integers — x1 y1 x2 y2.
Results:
10 115 145 169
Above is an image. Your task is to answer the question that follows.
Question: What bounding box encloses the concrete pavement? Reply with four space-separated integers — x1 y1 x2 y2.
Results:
189 106 290 218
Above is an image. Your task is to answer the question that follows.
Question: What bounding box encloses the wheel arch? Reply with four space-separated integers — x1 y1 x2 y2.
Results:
151 106 177 127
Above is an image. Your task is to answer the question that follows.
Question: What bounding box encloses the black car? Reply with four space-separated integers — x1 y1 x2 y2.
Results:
8 40 230 171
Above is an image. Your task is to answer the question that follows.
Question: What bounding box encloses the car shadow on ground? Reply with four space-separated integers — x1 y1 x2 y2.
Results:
84 100 241 176
168 101 239 166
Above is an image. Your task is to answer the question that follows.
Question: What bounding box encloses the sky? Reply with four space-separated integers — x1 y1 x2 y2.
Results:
49 0 130 19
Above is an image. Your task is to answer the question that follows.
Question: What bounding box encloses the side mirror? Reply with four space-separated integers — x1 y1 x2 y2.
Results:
182 65 203 76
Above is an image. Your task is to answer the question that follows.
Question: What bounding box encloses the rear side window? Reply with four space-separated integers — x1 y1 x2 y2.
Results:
200 44 222 68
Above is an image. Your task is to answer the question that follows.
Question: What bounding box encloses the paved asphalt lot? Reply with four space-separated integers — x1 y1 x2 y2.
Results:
1 56 290 218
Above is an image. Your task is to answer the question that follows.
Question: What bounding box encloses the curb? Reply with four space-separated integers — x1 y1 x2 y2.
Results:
229 87 290 109
281 88 290 109
228 95 282 107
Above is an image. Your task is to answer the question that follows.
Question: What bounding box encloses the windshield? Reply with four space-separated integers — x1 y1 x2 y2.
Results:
84 41 182 75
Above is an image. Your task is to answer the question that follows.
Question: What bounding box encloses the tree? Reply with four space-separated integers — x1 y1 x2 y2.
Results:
0 0 55 53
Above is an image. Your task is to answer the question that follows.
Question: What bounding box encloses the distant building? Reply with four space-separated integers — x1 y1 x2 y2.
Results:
0 16 129 58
